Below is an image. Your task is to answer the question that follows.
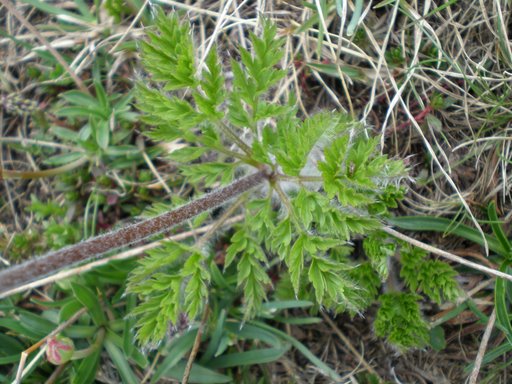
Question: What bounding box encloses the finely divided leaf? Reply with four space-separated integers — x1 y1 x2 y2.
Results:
274 112 350 176
141 12 197 90
194 49 225 119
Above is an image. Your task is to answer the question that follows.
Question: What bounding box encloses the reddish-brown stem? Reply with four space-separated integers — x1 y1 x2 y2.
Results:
393 105 433 133
0 171 269 296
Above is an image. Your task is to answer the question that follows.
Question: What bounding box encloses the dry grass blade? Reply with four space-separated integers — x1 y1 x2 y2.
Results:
383 226 512 282
321 312 382 381
0 0 89 94
468 307 497 384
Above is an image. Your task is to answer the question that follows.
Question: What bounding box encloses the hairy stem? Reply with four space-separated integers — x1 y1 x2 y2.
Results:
0 171 269 297
218 121 253 156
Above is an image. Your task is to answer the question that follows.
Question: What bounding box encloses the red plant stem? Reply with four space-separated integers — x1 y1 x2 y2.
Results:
394 105 433 132
0 171 268 296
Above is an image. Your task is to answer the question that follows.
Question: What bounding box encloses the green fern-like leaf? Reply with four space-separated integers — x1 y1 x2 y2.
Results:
127 241 209 344
127 241 189 286
363 231 396 281
401 244 459 303
292 188 380 241
273 112 352 176
180 161 237 187
287 234 307 293
182 252 210 319
193 49 225 119
319 134 406 207
226 228 270 318
141 11 197 90
415 260 459 304
399 244 427 291
228 20 286 129
308 255 358 308
374 292 429 350
136 85 200 141
348 262 381 307
129 276 182 344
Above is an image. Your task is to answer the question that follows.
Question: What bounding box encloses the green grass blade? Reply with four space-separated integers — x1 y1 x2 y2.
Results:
71 347 101 384
261 300 313 311
464 341 512 373
487 202 512 257
18 310 56 336
104 338 139 384
346 0 364 36
200 309 227 363
224 322 283 348
0 334 24 354
20 0 95 23
158 360 231 383
206 346 290 369
71 283 107 325
388 216 505 255
250 321 343 381
272 316 322 325
0 354 21 365
151 329 198 383
494 265 512 346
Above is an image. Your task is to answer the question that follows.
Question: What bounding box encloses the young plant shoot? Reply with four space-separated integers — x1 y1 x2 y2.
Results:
126 13 406 344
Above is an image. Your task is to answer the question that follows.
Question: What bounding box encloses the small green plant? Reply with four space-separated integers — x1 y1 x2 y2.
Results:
48 67 139 165
126 12 407 345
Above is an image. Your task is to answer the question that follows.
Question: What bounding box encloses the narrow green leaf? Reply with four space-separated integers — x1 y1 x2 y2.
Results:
44 152 84 166
59 299 85 322
50 125 80 142
388 216 505 255
123 294 137 358
0 354 22 365
487 202 512 256
200 310 227 363
95 120 110 150
94 80 109 111
464 342 512 373
104 339 139 384
19 311 56 336
159 360 231 383
71 347 101 384
495 264 512 346
151 329 197 383
207 346 289 368
0 334 24 354
273 316 322 325
21 0 94 22
261 300 313 311
224 322 283 348
71 283 107 325
57 106 106 119
307 62 365 81
251 321 343 381
429 326 446 351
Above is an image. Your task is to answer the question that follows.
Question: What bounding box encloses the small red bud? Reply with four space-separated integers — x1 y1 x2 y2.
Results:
46 335 74 365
